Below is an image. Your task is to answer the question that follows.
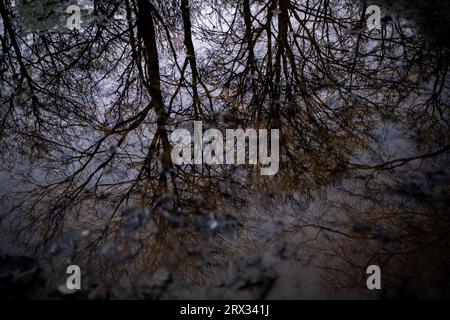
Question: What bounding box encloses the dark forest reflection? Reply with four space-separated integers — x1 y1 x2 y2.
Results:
0 0 449 298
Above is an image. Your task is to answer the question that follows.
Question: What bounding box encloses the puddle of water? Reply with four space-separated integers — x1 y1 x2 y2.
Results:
0 0 449 299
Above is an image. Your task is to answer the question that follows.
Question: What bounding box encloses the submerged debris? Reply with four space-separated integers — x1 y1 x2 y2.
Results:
154 193 185 227
48 232 78 258
120 207 151 233
197 212 219 233
99 240 140 265
139 268 173 300
0 255 41 299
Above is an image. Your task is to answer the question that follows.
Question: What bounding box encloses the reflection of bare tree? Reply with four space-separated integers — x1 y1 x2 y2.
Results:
0 0 449 298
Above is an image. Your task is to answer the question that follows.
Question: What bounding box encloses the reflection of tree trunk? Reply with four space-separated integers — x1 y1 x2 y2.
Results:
243 0 260 125
266 2 275 128
137 0 172 194
243 0 256 77
181 0 201 119
0 0 40 120
278 0 289 51
273 0 289 129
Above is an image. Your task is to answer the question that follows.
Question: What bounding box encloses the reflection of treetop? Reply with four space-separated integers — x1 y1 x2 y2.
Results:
15 0 67 32
15 0 95 33
1 0 447 213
